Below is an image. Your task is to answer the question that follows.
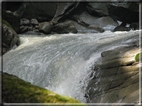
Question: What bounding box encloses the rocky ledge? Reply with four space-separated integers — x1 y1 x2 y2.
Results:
86 35 141 104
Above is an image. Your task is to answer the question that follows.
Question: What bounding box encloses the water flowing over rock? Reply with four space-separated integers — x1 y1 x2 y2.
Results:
86 31 140 103
3 30 141 104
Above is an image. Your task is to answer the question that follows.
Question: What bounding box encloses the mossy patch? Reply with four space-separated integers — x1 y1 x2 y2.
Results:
135 52 142 62
2 19 14 31
2 72 86 105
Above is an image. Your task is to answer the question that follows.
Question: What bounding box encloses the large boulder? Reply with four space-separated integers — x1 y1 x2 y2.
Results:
86 3 109 17
52 21 78 34
2 20 20 55
107 3 139 23
52 2 80 24
2 72 85 104
39 22 53 34
21 2 57 22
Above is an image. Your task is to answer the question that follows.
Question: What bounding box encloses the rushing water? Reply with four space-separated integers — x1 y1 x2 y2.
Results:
3 30 139 102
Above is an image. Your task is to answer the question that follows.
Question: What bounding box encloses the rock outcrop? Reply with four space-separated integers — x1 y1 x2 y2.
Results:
21 2 57 22
86 3 109 17
2 2 140 35
107 3 139 24
2 20 20 55
86 35 141 104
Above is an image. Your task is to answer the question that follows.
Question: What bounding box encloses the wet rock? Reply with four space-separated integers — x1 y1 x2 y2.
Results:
39 22 53 34
52 21 78 34
19 25 29 33
2 21 20 55
113 26 130 32
107 3 139 23
20 18 30 25
129 22 139 30
88 25 105 32
30 19 39 26
86 37 140 103
93 16 119 28
113 22 130 32
86 3 109 17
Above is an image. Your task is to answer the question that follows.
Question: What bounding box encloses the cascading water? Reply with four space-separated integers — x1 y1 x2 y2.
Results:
2 30 139 102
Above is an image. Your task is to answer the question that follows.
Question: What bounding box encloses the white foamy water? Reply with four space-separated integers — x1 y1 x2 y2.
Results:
2 30 139 102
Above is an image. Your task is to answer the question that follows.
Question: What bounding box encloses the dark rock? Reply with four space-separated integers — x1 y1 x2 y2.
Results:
21 3 57 22
20 18 30 25
2 1 23 12
52 2 80 24
107 3 139 23
113 26 130 32
113 22 130 32
86 3 109 17
19 25 29 33
2 21 20 55
52 21 78 34
30 19 39 26
2 10 20 33
39 22 53 34
129 22 139 30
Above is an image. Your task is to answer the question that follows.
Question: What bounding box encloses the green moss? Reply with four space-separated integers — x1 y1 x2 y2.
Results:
135 52 142 62
2 72 86 105
2 19 14 31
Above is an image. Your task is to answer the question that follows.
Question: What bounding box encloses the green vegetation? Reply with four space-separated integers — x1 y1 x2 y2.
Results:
135 52 142 62
2 72 86 105
2 19 15 31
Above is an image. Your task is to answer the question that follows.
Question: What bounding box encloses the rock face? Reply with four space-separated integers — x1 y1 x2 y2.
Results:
2 72 84 104
2 20 20 55
21 3 57 22
86 35 140 103
86 3 109 17
107 3 139 23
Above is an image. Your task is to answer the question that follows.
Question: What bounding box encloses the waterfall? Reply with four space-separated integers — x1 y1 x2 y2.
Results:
2 30 139 102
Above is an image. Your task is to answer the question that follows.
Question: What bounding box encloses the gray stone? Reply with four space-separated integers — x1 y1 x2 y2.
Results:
86 3 109 17
39 22 53 34
86 43 140 103
30 19 39 26
20 18 30 25
52 21 77 34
